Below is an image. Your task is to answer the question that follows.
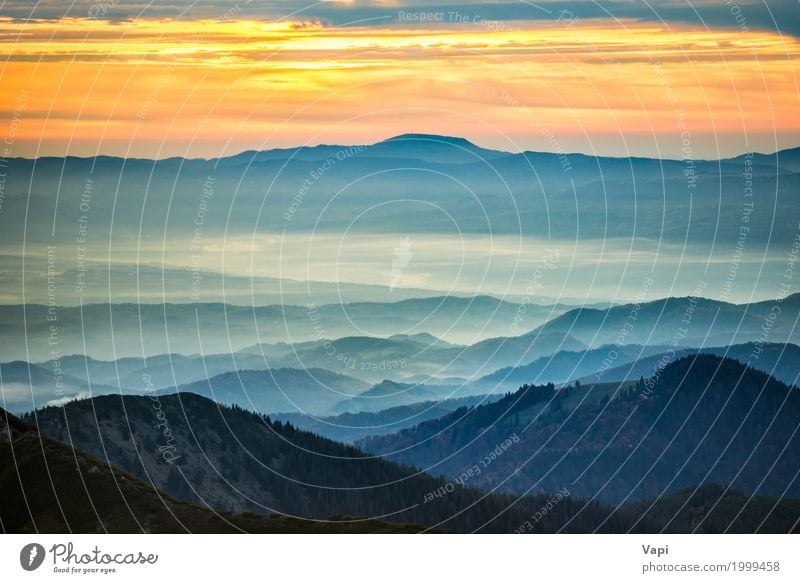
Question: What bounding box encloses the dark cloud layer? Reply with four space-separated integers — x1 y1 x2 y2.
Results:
2 1 798 38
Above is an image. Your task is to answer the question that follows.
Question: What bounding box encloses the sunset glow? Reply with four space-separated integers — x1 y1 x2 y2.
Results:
1 16 798 158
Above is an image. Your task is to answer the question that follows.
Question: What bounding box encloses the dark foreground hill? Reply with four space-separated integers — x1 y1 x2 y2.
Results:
13 379 800 533
25 393 624 533
6 396 800 533
624 485 800 534
363 356 800 506
0 408 423 533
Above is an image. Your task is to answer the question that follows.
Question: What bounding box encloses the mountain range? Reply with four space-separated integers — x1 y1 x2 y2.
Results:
363 356 800 505
4 130 800 534
11 354 800 533
22 393 622 533
6 292 798 371
2 135 798 309
3 135 798 247
0 296 576 361
5 293 800 418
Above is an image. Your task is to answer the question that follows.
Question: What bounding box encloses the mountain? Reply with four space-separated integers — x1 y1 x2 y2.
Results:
9 304 799 416
4 138 796 248
385 332 457 348
27 392 626 533
0 360 129 413
624 485 800 534
477 341 800 390
2 137 797 311
242 328 590 383
232 133 508 166
22 391 800 533
451 330 588 376
529 295 800 348
275 395 501 443
330 380 472 414
34 352 275 391
363 356 800 505
0 407 424 533
6 293 799 373
748 147 800 172
239 334 464 383
161 368 370 415
0 295 567 362
575 342 800 387
4 356 377 415
366 134 508 164
475 344 672 389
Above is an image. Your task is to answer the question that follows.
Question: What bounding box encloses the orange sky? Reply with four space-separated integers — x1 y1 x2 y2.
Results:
1 16 798 158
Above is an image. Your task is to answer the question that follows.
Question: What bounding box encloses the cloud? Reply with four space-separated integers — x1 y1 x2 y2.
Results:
0 10 796 158
2 1 799 38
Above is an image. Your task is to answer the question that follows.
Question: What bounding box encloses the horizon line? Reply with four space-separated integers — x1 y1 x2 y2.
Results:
1 290 795 310
4 133 797 164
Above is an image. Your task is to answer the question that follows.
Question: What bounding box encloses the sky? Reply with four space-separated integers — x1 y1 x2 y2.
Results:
0 0 798 159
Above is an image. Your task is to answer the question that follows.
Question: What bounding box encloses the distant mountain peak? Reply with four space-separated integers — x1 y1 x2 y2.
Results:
387 331 445 343
379 133 480 148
